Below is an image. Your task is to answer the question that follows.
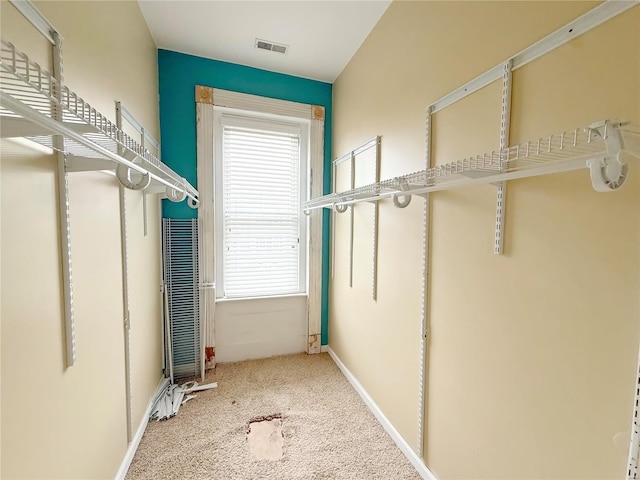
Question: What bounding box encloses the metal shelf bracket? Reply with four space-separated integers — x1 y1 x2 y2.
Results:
392 178 412 208
418 104 434 456
51 31 76 368
371 136 381 301
494 60 512 255
327 137 382 299
334 202 348 214
588 121 628 192
348 152 355 288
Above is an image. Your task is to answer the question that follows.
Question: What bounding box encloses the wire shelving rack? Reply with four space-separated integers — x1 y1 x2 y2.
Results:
304 121 639 213
0 39 199 204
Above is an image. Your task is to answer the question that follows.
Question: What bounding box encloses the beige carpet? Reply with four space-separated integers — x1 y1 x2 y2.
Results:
127 353 422 479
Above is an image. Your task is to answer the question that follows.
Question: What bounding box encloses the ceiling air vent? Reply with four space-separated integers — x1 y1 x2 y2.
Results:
255 38 288 55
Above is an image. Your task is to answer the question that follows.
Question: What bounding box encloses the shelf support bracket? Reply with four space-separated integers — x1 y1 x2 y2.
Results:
330 160 337 279
392 178 412 208
51 31 76 368
114 103 152 191
143 193 149 237
627 347 640 479
587 121 628 192
57 154 75 367
418 104 434 457
115 100 133 443
140 124 149 236
334 202 348 213
494 60 512 255
348 152 355 288
371 136 381 301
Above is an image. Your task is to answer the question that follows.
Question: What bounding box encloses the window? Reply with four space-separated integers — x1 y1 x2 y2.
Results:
214 111 308 298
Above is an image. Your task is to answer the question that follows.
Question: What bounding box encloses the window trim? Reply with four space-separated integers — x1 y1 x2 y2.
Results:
195 85 325 357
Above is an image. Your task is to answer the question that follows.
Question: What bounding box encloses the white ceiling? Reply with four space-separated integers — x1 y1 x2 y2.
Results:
138 1 391 83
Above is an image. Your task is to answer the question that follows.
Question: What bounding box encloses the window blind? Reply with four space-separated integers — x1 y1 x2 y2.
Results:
222 125 301 297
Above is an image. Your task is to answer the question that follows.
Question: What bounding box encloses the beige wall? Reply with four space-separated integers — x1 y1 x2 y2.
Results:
1 1 163 478
332 1 639 479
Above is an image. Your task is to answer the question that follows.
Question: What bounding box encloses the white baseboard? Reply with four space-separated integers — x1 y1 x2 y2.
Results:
320 345 329 353
327 347 437 480
115 377 170 480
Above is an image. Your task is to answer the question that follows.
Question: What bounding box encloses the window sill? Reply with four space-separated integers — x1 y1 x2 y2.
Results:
215 292 308 304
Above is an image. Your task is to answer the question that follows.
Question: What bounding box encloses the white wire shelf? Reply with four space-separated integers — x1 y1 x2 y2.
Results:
0 39 198 204
305 121 640 212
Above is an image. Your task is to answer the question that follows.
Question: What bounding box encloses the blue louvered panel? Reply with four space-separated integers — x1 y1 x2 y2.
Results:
162 219 200 379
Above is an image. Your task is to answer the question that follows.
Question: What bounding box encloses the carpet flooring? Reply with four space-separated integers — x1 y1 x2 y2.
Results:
126 353 422 479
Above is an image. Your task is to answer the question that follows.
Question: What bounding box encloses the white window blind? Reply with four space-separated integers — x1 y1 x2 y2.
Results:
221 122 303 298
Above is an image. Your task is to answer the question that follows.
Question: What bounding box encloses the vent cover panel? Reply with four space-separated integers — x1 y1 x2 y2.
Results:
255 38 288 54
162 218 200 379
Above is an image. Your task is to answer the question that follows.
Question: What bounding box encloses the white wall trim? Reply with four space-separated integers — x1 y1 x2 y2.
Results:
327 347 437 480
115 377 170 480
196 101 217 373
307 116 324 354
320 345 329 353
212 88 312 119
202 87 325 356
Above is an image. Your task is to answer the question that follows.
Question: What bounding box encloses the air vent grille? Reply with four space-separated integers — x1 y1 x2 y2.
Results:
255 38 288 55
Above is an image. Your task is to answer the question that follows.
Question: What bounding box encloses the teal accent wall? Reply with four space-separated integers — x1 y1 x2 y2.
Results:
158 49 332 345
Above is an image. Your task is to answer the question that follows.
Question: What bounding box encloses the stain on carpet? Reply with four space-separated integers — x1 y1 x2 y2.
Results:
247 414 284 461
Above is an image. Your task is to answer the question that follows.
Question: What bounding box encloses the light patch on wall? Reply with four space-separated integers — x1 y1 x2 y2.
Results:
5 137 54 155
